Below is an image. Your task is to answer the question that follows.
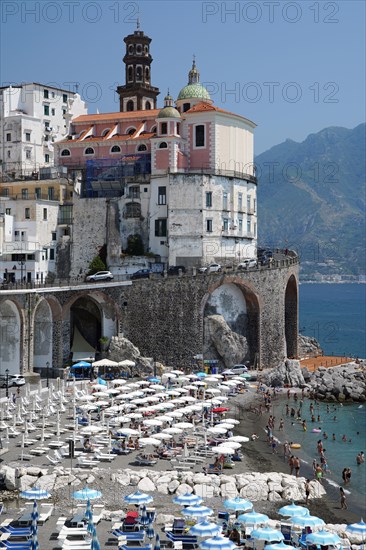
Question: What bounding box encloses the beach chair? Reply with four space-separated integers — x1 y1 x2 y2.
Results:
45 454 59 465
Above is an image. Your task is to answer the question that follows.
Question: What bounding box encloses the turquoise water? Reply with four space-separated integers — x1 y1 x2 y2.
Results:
299 283 366 359
271 397 366 516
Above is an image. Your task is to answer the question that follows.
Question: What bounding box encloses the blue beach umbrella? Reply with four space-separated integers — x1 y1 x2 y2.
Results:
146 521 155 540
139 504 150 526
148 378 161 383
154 533 161 550
291 514 325 528
265 542 298 550
196 372 207 378
346 520 366 537
73 361 92 368
31 501 39 524
84 499 93 521
21 487 51 500
30 530 39 550
237 510 269 525
181 505 214 518
251 527 284 542
224 497 253 512
199 534 237 550
124 490 153 505
87 517 95 535
278 502 309 517
189 520 221 537
306 530 342 546
91 526 101 550
173 493 203 506
73 487 102 500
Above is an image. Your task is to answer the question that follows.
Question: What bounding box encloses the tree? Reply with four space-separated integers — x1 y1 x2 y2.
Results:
88 255 106 275
126 234 144 256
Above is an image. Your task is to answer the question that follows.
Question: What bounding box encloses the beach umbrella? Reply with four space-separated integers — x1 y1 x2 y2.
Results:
265 542 297 550
21 487 51 500
31 500 39 524
154 533 161 550
278 502 309 517
218 441 241 449
346 520 366 537
146 521 155 540
152 432 172 440
174 422 194 429
237 510 269 525
139 505 150 526
73 487 102 500
306 531 342 546
210 446 235 455
290 514 325 529
224 497 253 512
227 436 250 443
143 419 163 427
251 527 284 542
181 505 214 518
162 427 183 435
196 372 207 378
190 520 221 537
124 490 153 505
91 526 101 550
84 499 93 521
30 530 39 550
139 437 161 446
173 493 203 506
199 534 237 550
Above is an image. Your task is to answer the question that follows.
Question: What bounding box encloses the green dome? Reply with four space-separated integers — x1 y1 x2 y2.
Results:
157 106 181 119
177 83 211 101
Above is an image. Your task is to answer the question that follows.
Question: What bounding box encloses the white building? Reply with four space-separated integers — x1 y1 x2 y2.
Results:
0 83 87 179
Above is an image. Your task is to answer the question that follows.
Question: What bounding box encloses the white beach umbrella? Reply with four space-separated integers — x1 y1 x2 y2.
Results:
139 437 161 446
207 426 227 434
218 441 241 449
227 435 250 443
116 428 139 436
211 446 235 455
152 432 173 440
223 418 240 424
119 360 135 367
143 419 163 427
166 411 183 418
174 422 194 429
162 427 183 435
111 379 127 385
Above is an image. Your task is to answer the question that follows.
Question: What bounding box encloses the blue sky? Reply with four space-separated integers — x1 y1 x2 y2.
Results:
1 0 365 153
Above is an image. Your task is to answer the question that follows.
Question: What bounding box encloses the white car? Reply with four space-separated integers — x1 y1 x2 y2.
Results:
230 364 249 374
198 263 222 273
86 271 114 282
0 374 25 388
238 259 257 269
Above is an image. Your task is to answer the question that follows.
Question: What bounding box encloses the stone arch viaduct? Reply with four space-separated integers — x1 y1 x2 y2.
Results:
0 261 299 375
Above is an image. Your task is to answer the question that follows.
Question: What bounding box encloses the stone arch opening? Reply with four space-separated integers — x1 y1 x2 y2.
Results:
285 274 298 358
202 281 260 368
0 299 21 374
33 299 53 373
70 297 102 361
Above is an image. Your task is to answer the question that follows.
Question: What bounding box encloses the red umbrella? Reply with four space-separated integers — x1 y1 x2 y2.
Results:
212 407 230 413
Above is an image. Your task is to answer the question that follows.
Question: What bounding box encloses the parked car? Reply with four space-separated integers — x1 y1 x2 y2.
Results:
238 259 257 269
86 271 114 282
230 364 249 374
0 374 26 388
198 263 222 273
167 266 186 275
131 269 151 280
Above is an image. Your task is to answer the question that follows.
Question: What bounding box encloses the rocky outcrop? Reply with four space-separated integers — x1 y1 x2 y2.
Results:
107 336 155 376
309 362 366 402
205 314 249 367
298 334 323 358
263 359 305 387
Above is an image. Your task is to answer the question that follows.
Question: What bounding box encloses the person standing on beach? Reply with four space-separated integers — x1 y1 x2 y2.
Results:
293 456 301 477
284 441 290 460
279 418 284 431
305 479 311 504
340 487 347 509
315 463 323 483
288 455 294 475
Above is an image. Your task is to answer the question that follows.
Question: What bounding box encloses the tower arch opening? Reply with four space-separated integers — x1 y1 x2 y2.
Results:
0 300 21 374
33 299 53 372
70 297 102 362
285 274 298 358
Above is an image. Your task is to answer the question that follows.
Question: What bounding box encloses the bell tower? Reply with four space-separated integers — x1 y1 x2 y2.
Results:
117 23 160 112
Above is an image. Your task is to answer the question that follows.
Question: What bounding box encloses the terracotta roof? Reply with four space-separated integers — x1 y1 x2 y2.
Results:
186 102 256 126
56 133 155 146
72 110 160 124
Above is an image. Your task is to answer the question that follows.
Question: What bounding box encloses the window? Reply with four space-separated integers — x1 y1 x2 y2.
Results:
223 218 229 231
21 188 29 199
125 202 141 218
25 208 30 219
101 128 110 137
50 248 55 260
223 192 228 210
127 100 134 112
84 147 94 155
45 121 50 130
6 133 11 142
2 189 9 197
128 186 139 199
183 103 190 112
59 205 73 224
45 154 50 163
253 198 256 213
136 67 142 81
61 149 71 156
151 126 157 133
145 68 150 81
247 195 251 211
48 187 54 200
254 222 257 237
21 231 26 241
195 125 205 147
238 193 243 211
51 231 57 241
5 207 11 214
145 101 151 110
128 66 133 82
138 144 147 151
62 109 66 115
14 231 20 241
51 92 55 98
44 135 49 142
238 218 243 232
206 192 212 207
128 44 134 54
44 105 49 116
126 127 136 135
158 186 166 205
7 151 10 158
51 108 55 116
26 150 31 159
159 142 167 149
176 123 180 135
206 219 213 232
111 145 121 153
155 218 167 237
161 122 167 135
63 93 68 103
35 188 41 199
43 208 48 220
136 44 142 54
25 132 31 142
44 89 49 98
247 220 251 234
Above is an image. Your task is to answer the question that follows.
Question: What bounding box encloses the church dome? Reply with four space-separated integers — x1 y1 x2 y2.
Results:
157 106 181 119
177 83 211 101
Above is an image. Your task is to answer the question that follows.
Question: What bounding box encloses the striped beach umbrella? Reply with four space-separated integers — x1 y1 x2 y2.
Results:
146 521 155 540
278 502 309 517
20 487 51 500
154 533 161 550
73 487 102 500
84 498 93 521
290 514 325 529
124 490 153 505
189 520 221 537
199 534 237 550
173 493 203 506
237 510 269 525
346 520 366 537
91 526 101 550
251 527 284 542
224 497 253 512
306 530 342 546
181 505 214 518
140 505 150 526
30 530 39 550
31 500 39 524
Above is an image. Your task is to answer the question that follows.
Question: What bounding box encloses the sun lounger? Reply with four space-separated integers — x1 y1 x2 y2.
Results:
38 503 54 525
76 457 99 468
94 450 116 462
112 530 145 541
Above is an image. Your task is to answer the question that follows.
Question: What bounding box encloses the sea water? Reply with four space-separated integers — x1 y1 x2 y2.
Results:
271 397 366 516
299 283 366 359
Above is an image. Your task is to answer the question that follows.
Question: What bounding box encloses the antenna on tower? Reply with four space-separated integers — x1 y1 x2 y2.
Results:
136 15 140 30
